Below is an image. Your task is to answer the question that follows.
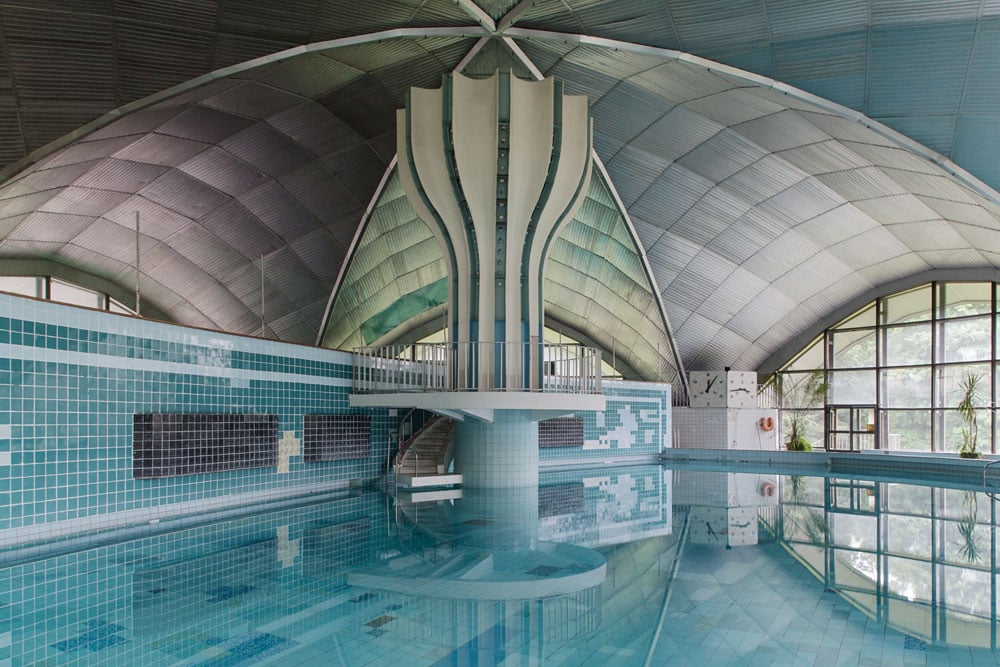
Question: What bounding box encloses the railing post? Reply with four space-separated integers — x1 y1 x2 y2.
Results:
594 348 602 393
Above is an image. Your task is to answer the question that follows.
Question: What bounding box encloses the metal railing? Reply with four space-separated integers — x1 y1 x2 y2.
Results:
353 341 602 394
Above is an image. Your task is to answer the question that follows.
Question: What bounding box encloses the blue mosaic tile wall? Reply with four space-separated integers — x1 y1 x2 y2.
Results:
538 380 671 462
0 292 396 543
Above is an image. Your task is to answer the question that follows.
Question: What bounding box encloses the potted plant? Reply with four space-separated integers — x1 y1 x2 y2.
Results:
773 370 828 451
957 371 983 459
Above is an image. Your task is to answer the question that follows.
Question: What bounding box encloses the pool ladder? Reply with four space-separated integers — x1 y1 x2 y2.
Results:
983 459 1000 500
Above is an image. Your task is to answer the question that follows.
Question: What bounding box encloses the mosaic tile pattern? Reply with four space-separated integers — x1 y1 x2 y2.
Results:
537 465 672 546
3 491 383 665
0 292 395 542
539 380 671 462
538 482 585 518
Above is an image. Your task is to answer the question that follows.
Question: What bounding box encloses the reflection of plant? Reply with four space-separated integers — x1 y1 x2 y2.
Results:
788 475 805 500
783 475 827 546
774 371 828 451
957 372 983 458
801 509 829 547
956 491 982 563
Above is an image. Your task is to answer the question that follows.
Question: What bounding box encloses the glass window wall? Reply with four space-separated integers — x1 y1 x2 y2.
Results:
779 281 997 453
0 275 135 314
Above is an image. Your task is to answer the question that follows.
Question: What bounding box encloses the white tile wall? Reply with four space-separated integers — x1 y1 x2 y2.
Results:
673 407 778 450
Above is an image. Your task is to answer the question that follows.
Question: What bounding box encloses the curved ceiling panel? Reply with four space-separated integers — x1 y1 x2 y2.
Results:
0 34 477 344
508 38 1000 372
321 169 448 351
0 2 998 382
544 170 679 384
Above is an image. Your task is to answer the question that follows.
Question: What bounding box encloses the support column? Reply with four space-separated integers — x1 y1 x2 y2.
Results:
454 410 538 488
398 71 592 391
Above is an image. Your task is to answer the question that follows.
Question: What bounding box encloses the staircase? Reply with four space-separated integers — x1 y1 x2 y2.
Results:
395 416 461 489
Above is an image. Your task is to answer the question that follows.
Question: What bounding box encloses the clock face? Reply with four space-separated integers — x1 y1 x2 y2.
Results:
689 371 727 407
726 371 757 408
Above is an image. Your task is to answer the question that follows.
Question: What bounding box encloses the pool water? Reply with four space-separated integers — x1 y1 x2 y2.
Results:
1 464 998 665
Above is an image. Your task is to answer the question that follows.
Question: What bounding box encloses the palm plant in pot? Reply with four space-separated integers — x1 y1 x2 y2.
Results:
773 370 828 451
957 371 983 459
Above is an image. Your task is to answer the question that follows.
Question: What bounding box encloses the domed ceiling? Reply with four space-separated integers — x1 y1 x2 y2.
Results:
0 0 999 391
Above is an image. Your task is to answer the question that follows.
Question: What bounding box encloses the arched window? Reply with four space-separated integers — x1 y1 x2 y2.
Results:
778 282 995 453
0 275 136 314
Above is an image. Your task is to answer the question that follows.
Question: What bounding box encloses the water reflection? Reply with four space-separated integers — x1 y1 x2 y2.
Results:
8 466 1000 665
768 475 999 648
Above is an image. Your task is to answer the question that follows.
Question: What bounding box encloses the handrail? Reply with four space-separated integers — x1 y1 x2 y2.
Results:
353 341 602 394
983 458 1000 499
395 412 438 467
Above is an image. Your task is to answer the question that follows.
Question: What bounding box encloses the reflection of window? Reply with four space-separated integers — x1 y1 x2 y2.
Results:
0 275 135 314
779 281 997 453
769 477 996 640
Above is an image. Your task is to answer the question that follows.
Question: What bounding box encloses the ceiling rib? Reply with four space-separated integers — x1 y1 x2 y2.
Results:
591 154 689 397
454 0 497 31
316 154 400 345
455 35 493 74
497 0 536 32
499 36 544 80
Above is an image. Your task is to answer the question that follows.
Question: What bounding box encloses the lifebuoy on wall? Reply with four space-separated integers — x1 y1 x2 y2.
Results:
760 481 775 497
759 417 775 432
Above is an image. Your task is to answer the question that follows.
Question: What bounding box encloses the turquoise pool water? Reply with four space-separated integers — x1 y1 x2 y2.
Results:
2 464 998 665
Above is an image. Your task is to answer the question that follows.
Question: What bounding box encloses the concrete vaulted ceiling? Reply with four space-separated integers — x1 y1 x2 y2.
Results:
0 1 1000 384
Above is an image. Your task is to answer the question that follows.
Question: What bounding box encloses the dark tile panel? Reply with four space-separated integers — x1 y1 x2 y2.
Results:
133 413 278 478
538 482 585 518
303 414 371 462
538 416 584 448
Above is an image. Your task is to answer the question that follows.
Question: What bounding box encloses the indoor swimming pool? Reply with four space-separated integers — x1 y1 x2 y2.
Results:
2 463 999 666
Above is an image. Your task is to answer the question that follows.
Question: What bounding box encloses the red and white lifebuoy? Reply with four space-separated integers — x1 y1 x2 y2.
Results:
759 417 775 432
760 481 776 497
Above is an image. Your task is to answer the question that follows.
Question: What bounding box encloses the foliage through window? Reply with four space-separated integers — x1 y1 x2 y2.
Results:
778 282 997 453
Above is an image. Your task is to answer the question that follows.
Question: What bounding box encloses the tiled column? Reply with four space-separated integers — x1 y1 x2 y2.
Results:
454 410 538 488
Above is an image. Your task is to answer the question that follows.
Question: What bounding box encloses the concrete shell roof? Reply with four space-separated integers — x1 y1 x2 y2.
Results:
0 1 999 376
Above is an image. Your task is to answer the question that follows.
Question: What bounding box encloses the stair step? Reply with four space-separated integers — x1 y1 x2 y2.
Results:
396 416 454 478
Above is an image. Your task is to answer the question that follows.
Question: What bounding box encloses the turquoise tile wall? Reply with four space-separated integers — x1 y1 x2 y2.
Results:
538 380 672 462
0 293 396 538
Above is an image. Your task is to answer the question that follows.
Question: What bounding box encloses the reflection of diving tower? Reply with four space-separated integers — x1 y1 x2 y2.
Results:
351 72 606 487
